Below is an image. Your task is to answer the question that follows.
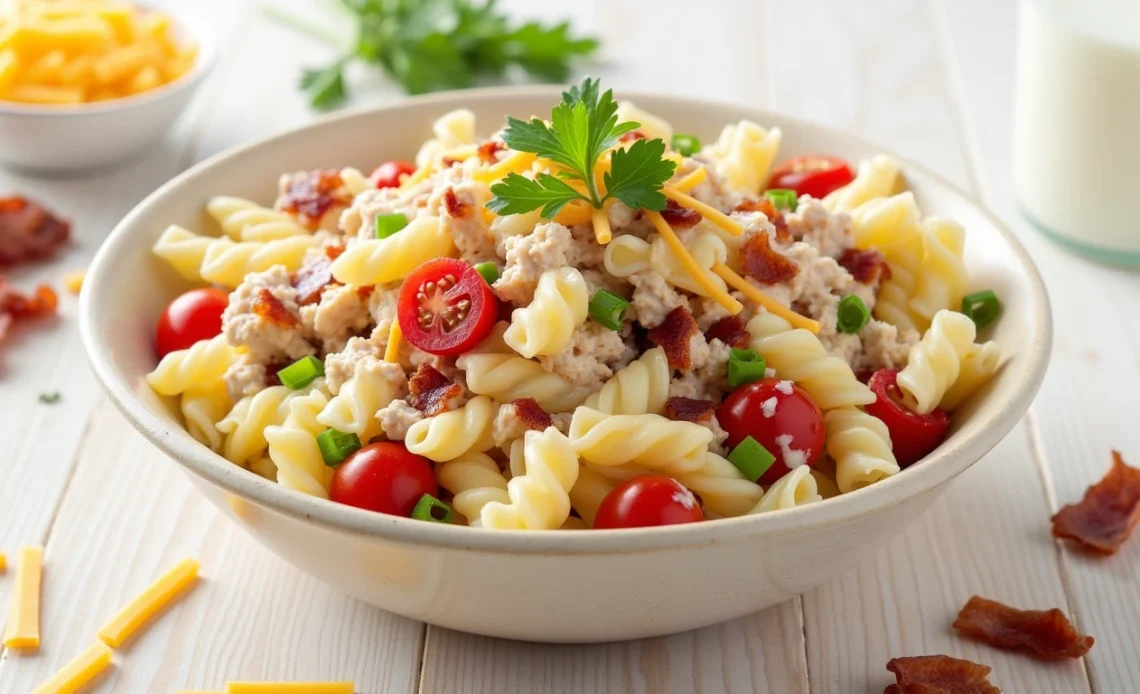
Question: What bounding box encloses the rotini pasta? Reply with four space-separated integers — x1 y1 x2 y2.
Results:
153 225 318 288
822 154 901 212
316 359 400 443
217 385 298 466
568 464 615 528
460 353 591 411
437 451 510 526
480 428 580 530
672 452 764 518
604 230 729 299
146 335 237 397
416 108 478 167
939 341 1001 411
582 347 669 415
330 215 456 286
850 193 927 331
569 407 713 475
180 384 231 452
897 309 977 414
206 196 309 241
824 408 900 494
702 119 782 195
266 385 335 498
339 167 370 196
908 217 969 322
503 267 589 358
749 466 822 514
405 396 496 462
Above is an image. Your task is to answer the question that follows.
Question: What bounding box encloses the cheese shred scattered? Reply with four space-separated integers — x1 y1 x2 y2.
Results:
591 206 612 245
0 553 6 572
472 151 537 183
398 164 435 190
670 167 707 193
384 321 403 363
31 640 113 694
712 263 822 333
552 201 593 227
663 187 743 236
97 557 200 648
646 211 742 315
3 546 43 649
63 270 86 294
225 683 355 694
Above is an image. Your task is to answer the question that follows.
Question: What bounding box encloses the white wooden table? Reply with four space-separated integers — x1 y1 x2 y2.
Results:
2 1 1136 692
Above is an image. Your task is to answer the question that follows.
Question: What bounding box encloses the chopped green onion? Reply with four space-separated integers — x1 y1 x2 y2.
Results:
317 428 361 466
671 133 702 157
727 348 767 389
836 295 871 334
588 289 629 331
961 289 1001 328
375 212 408 239
474 261 499 286
727 436 776 483
411 494 454 523
278 355 324 390
764 188 798 211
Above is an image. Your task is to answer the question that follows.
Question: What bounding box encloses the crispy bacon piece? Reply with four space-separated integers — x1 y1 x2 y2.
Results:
705 315 750 349
884 655 999 694
740 231 799 284
660 199 702 229
647 306 699 371
953 595 1093 660
278 170 350 229
408 364 464 417
664 397 716 424
512 398 553 431
619 129 647 142
0 277 58 343
734 198 790 243
1052 450 1140 554
441 157 462 168
292 258 335 306
443 187 470 219
324 243 346 261
0 196 70 266
840 248 892 285
253 289 298 328
477 140 506 164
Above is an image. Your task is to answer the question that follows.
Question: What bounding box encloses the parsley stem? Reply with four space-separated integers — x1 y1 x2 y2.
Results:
261 2 347 48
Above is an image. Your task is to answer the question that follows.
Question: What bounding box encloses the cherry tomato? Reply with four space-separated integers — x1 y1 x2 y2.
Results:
398 258 498 356
718 378 825 485
369 160 417 189
594 476 705 529
767 155 855 199
865 369 950 467
155 288 229 359
330 442 437 516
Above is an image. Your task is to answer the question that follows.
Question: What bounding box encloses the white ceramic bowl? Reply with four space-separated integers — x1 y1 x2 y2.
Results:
0 10 215 173
80 87 1052 643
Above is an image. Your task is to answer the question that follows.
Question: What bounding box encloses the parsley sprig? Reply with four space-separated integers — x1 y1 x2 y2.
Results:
486 78 677 219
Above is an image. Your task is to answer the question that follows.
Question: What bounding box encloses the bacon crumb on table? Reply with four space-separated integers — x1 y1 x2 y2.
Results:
1051 450 1140 554
408 364 463 417
647 306 699 370
952 595 1093 660
0 196 70 266
884 655 1000 694
0 277 58 344
739 231 799 284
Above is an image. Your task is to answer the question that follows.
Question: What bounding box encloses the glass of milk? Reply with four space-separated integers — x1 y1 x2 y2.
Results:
1013 0 1140 265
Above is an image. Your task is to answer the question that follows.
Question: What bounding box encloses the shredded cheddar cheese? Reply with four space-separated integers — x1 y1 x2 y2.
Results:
97 557 200 648
712 263 821 333
553 200 593 227
472 151 536 183
3 545 43 649
479 206 496 225
31 640 113 694
225 683 355 694
663 187 743 236
397 164 435 190
384 321 402 363
438 144 479 162
591 206 612 245
0 552 6 572
671 167 707 193
63 269 85 294
646 211 742 315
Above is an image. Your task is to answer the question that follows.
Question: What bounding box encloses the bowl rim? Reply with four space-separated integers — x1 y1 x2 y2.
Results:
0 7 217 117
80 85 1053 555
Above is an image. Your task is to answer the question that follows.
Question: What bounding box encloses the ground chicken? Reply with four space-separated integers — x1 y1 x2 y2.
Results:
492 402 529 449
786 197 854 259
223 356 267 403
339 177 435 239
376 399 424 441
855 320 920 374
222 266 314 363
356 356 410 402
706 414 730 457
567 222 606 269
300 283 372 354
669 339 732 402
538 322 630 391
605 201 654 239
628 271 690 329
430 181 497 263
324 336 381 395
494 221 574 305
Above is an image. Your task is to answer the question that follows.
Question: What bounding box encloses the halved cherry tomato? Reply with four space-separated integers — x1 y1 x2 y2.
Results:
330 442 437 516
155 288 229 358
369 160 417 189
718 378 824 485
398 258 498 356
865 369 950 467
767 155 855 199
594 476 705 529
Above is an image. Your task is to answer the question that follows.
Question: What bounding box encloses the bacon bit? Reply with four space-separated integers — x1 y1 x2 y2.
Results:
408 364 464 417
0 277 58 343
441 157 462 168
734 198 790 243
840 248 892 285
356 285 374 300
659 198 702 229
476 140 506 164
884 655 1000 694
443 187 470 219
953 595 1093 660
1052 450 1140 554
278 170 350 229
705 315 750 349
664 397 716 424
252 289 298 328
0 196 70 266
740 231 799 284
512 398 553 431
619 129 647 142
647 306 699 371
324 244 346 261
292 258 335 306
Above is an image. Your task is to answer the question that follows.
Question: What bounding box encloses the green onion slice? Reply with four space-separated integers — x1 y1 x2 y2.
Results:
588 289 629 331
836 295 871 334
317 428 362 466
764 188 798 212
474 261 499 286
961 289 1001 328
411 494 454 523
670 133 702 157
727 436 776 483
375 212 409 239
727 348 767 389
277 355 324 390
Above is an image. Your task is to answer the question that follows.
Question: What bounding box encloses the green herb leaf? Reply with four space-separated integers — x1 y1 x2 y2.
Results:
38 392 61 404
486 172 586 218
603 137 676 211
300 61 348 110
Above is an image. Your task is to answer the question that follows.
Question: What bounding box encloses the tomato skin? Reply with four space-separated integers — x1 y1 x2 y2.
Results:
330 442 438 516
594 476 705 529
398 258 498 356
155 288 229 359
767 155 855 199
369 160 417 189
865 369 950 467
717 378 825 485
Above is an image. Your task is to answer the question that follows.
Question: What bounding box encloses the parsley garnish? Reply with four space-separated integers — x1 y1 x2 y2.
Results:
38 392 61 404
486 78 677 219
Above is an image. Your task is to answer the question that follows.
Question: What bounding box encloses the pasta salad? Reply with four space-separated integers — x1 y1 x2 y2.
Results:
145 79 1002 530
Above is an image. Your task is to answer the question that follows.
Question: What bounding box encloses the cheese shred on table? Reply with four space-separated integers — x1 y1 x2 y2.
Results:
3 546 43 649
31 640 113 694
97 557 200 648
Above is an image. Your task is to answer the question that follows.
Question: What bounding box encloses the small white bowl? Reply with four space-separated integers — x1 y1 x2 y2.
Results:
81 88 1052 643
0 10 215 173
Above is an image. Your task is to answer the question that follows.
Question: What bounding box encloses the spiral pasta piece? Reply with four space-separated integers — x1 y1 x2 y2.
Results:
330 216 456 286
749 466 822 514
939 341 1001 411
180 384 231 452
583 347 670 415
746 313 875 410
437 451 510 526
672 452 764 518
504 267 589 358
850 193 927 331
217 385 298 465
405 396 496 462
897 309 977 414
568 407 713 475
480 428 580 530
604 231 729 299
822 154 901 212
824 408 899 494
152 225 214 282
266 385 334 498
568 464 615 527
339 167 370 196
206 196 309 241
316 359 400 443
460 353 590 411
909 217 968 322
702 119 782 195
146 335 237 397
200 234 319 288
